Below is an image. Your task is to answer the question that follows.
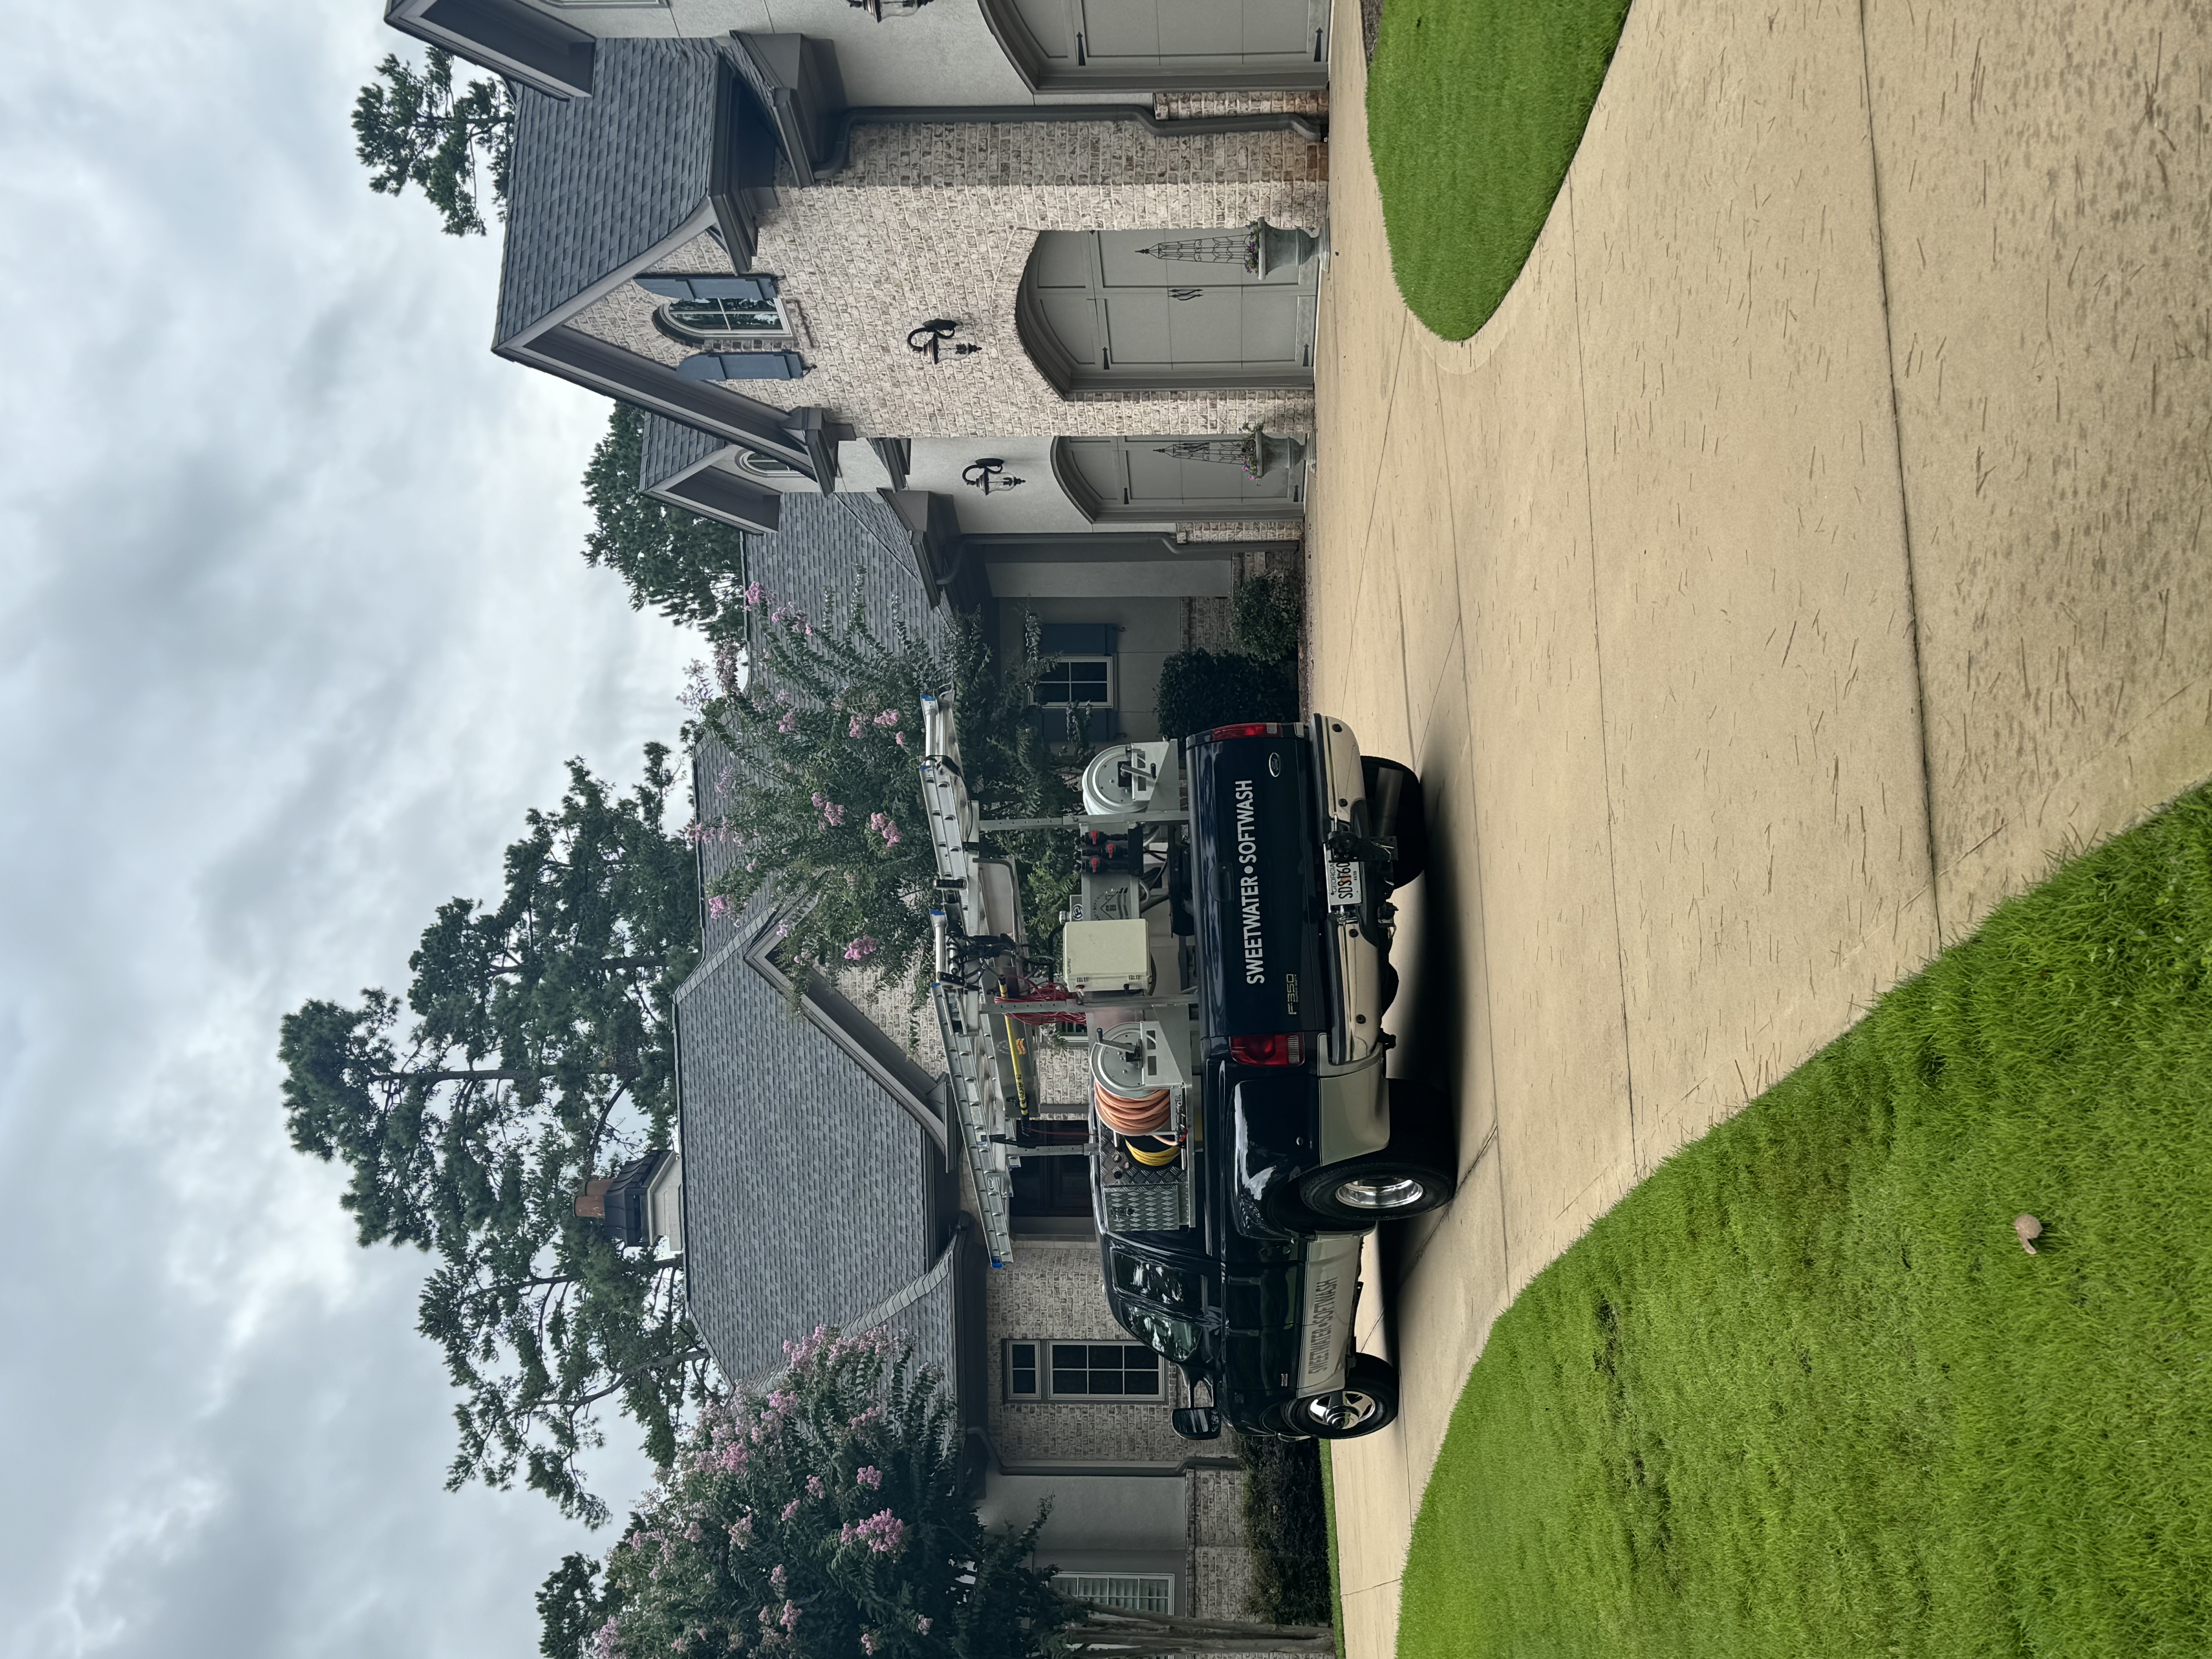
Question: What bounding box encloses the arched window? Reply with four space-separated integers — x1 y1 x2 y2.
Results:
638 274 790 344
663 294 787 340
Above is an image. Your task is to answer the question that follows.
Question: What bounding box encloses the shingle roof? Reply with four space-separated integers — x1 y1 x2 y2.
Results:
675 912 950 1384
495 40 724 349
748 494 943 648
639 413 729 493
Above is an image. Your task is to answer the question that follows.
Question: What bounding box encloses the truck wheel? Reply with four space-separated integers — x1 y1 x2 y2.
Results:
1361 757 1427 888
1297 1080 1457 1224
1297 1155 1455 1225
1290 1355 1400 1439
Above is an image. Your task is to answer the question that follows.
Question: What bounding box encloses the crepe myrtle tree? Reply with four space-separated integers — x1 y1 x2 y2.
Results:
353 46 515 237
687 579 1075 991
584 403 755 639
279 746 704 1524
536 1328 1335 1659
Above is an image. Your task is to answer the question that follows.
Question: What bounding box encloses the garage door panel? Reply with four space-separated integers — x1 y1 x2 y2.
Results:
1103 294 1175 365
1040 292 1101 366
1079 0 1159 58
1235 289 1303 366
1159 5 1242 56
1010 0 1073 58
1242 0 1315 56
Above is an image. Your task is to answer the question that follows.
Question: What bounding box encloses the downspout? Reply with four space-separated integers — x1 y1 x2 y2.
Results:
820 103 1326 175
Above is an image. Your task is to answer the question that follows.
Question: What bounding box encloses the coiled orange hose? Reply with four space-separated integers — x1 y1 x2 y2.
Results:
1093 1080 1171 1135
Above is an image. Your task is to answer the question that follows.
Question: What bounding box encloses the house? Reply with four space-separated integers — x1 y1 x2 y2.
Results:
653 500 1266 1618
457 16 1328 537
378 0 1337 1613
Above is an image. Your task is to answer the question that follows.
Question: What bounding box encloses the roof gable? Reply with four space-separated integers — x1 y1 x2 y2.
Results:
495 40 725 349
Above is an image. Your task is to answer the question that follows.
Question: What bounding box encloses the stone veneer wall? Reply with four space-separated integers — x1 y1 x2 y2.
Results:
568 121 1327 440
984 1237 1199 1465
1186 1465 1262 1621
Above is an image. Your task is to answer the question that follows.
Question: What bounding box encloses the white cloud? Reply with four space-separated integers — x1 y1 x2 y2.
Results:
0 1 678 1656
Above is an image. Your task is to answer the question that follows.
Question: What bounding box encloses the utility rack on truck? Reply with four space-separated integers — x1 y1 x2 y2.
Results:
919 696 1454 1441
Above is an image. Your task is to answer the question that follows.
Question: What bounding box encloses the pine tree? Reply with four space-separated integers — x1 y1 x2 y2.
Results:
582 403 756 637
280 747 702 1522
353 47 515 237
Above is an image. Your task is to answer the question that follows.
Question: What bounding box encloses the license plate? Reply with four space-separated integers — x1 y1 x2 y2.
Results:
1326 859 1364 910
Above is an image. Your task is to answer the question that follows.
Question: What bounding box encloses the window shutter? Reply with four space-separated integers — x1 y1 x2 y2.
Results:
1038 623 1117 657
637 275 780 302
676 352 807 381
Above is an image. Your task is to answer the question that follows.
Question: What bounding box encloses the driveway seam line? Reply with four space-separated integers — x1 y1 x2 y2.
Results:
1426 331 1509 1298
1564 173 1643 1178
1858 0 1947 951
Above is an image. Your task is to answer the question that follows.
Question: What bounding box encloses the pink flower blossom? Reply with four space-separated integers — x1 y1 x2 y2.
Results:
873 709 901 727
840 1510 907 1555
868 812 902 847
843 937 878 962
708 895 730 921
860 1636 877 1655
849 715 866 738
894 733 907 747
770 1565 787 1592
856 1465 882 1490
915 1616 931 1634
728 1515 754 1549
807 1474 826 1498
778 711 797 734
780 1603 802 1633
744 582 765 607
781 1499 802 1522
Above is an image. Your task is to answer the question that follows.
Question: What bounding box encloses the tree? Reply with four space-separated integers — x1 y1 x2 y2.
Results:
688 582 1074 991
539 1328 1334 1659
353 46 515 237
280 745 704 1523
584 403 755 637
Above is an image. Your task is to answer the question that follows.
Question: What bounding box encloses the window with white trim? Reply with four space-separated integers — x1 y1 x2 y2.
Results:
1003 1340 1163 1401
1034 658 1113 707
1055 1575 1173 1615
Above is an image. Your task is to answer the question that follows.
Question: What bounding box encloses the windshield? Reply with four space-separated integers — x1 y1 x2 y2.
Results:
1123 1304 1201 1362
1112 1249 1204 1313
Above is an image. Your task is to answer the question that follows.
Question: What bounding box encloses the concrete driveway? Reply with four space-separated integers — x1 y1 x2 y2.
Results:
1308 0 2212 1651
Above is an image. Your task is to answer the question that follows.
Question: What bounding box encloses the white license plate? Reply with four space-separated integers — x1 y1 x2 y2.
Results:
1326 859 1364 909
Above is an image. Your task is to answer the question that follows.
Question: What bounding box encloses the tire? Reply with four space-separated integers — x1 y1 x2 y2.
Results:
1288 1355 1400 1439
1361 757 1427 888
1295 1080 1458 1226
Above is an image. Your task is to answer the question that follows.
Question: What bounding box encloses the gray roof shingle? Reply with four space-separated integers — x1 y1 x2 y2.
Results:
495 40 723 349
639 413 729 493
675 915 950 1386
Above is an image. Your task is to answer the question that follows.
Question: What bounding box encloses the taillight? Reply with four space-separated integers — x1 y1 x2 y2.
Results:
1209 722 1281 741
1230 1033 1306 1066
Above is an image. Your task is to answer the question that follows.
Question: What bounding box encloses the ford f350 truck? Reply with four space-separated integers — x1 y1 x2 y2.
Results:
921 701 1455 1441
1082 718 1455 1441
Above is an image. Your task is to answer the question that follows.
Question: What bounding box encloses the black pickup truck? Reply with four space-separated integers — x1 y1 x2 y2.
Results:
1086 717 1456 1441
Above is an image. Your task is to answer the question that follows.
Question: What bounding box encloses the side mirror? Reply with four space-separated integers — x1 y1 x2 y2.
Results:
1170 1406 1222 1441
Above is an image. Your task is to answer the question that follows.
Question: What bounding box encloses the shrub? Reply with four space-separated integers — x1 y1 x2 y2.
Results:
1155 651 1298 738
1240 1435 1332 1625
1231 573 1302 663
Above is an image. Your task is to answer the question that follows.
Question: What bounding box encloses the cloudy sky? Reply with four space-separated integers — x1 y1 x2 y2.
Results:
0 4 697 1655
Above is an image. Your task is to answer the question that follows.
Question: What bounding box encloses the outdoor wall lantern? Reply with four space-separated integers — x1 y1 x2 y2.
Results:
850 0 931 15
908 319 981 362
962 459 1025 495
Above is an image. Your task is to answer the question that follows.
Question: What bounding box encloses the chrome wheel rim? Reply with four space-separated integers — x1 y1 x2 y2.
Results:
1301 1389 1381 1432
1334 1174 1428 1211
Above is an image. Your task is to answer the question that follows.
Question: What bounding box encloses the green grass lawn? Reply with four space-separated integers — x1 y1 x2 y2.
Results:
1397 783 2212 1658
1366 0 1632 339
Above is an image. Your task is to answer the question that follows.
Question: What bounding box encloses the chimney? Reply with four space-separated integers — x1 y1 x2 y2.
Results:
575 1177 613 1219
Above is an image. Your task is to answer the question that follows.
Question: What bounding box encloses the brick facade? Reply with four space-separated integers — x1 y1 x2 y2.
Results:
568 122 1328 441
